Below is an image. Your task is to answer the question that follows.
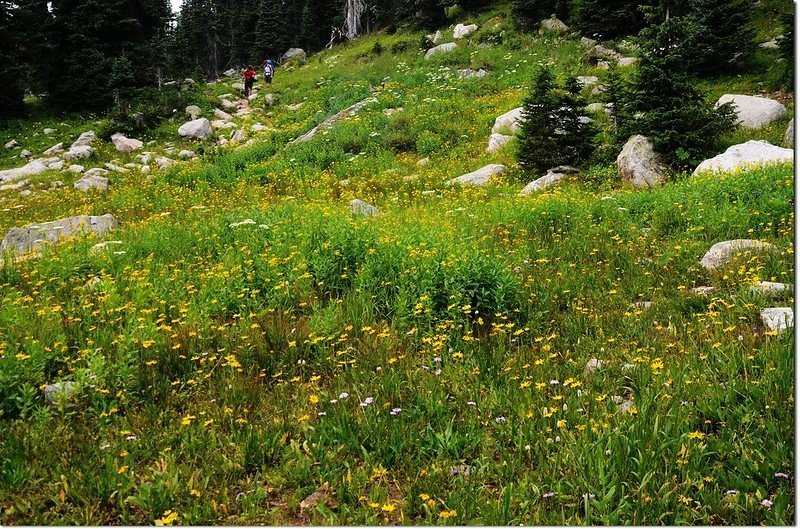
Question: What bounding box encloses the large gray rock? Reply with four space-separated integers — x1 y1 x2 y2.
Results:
68 164 85 174
349 199 380 217
431 30 443 44
447 164 505 186
1 214 118 257
486 133 513 153
282 48 307 61
519 166 578 195
64 145 93 160
211 120 237 130
716 94 787 129
74 174 109 192
230 129 246 143
5 140 18 149
491 107 524 134
292 99 371 144
178 118 212 140
700 239 777 270
453 23 478 39
111 133 144 153
71 131 96 148
213 108 233 120
457 68 487 79
589 44 623 62
44 382 77 404
221 99 239 111
43 143 64 156
0 159 49 183
784 118 794 148
692 140 793 175
761 307 793 333
186 105 202 119
425 42 457 59
539 16 568 33
616 135 668 189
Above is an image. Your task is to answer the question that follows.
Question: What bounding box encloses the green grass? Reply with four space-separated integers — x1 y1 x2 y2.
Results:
0 2 794 525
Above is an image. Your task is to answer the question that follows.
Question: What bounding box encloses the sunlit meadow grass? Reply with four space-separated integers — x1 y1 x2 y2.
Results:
0 3 794 525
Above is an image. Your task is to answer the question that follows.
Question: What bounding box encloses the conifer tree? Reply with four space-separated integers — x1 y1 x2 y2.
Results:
0 1 25 117
253 0 287 62
511 0 571 30
571 0 644 39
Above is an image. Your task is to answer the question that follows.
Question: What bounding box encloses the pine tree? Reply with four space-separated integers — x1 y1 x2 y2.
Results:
516 66 597 174
622 2 736 169
679 0 755 75
511 0 571 30
253 0 287 63
0 1 25 117
571 0 644 40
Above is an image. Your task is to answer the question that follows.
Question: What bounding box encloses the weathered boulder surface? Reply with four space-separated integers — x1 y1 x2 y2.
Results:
457 68 487 79
185 105 201 120
425 42 457 59
1 214 119 257
0 159 49 183
486 133 513 153
749 281 790 296
692 140 793 175
784 118 794 148
71 131 96 148
44 382 77 404
178 118 213 140
539 16 568 33
292 99 371 144
519 166 578 195
700 239 777 270
453 23 478 39
491 107 524 134
282 48 307 61
43 143 64 156
761 307 793 333
616 135 668 189
111 133 144 153
716 94 787 129
64 145 94 160
447 164 505 186
349 199 380 217
74 174 109 192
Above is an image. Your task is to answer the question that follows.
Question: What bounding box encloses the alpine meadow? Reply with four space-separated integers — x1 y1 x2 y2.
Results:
0 0 795 525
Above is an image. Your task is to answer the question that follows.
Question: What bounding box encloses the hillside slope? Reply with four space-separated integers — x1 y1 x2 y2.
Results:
0 4 794 525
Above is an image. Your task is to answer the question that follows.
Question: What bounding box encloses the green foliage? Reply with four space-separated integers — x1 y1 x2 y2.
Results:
516 66 597 175
511 0 571 30
571 0 644 39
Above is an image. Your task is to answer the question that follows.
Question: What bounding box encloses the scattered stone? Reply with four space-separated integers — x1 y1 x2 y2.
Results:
213 108 233 120
5 140 18 149
584 358 603 374
40 157 60 167
44 382 77 404
700 239 777 270
577 75 599 87
221 99 239 111
425 42 457 59
539 16 568 34
234 107 251 118
716 94 787 129
48 160 65 171
64 145 94 160
519 166 577 195
183 78 196 85
692 140 793 175
156 157 175 170
417 157 430 167
631 301 653 310
749 281 790 296
431 30 443 43
349 199 380 217
299 483 334 511
20 149 32 158
492 107 524 134
618 57 638 67
784 118 793 148
281 48 307 62
618 399 635 414
71 131 96 148
223 68 237 77
457 68 487 79
691 286 715 296
760 38 780 49
178 118 213 140
230 129 246 143
43 143 64 156
0 159 49 183
251 124 267 132
761 307 793 333
287 102 305 111
50 181 64 189
74 174 109 192
177 150 195 160
68 164 85 174
248 93 259 102
211 120 238 129
0 180 29 192
137 153 153 165
89 240 123 255
617 135 668 189
453 23 479 39
589 44 623 62
140 165 151 174
43 128 56 135
292 99 371 144
104 163 128 173
111 133 144 153
1 214 118 257
264 93 277 106
486 133 513 153
580 36 597 47
18 189 32 197
447 164 505 186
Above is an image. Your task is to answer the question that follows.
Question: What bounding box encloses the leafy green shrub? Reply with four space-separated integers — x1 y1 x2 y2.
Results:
99 85 202 139
390 39 417 54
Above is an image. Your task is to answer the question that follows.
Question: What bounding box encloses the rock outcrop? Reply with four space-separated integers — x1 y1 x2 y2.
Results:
453 23 478 39
616 135 668 189
486 133 513 153
349 199 380 217
700 239 777 270
178 118 213 140
692 140 793 175
447 164 505 186
425 42 457 59
74 174 109 192
282 48 307 62
111 133 144 153
1 214 119 257
0 160 49 183
761 307 793 333
519 166 578 195
491 107 524 135
716 94 787 129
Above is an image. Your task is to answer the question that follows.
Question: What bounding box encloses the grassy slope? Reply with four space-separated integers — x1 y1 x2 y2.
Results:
0 3 794 525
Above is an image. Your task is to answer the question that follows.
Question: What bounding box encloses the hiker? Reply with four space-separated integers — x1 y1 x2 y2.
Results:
263 59 275 86
242 65 256 97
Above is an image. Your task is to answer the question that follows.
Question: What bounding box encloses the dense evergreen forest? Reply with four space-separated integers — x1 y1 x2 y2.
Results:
0 0 793 115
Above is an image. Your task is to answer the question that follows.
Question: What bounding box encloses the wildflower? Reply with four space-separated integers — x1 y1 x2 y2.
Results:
775 472 790 479
390 407 402 415
381 503 395 513
126 435 137 441
679 495 692 505
181 415 196 426
318 412 326 417
542 492 556 499
117 465 128 474
495 416 506 424
550 379 560 385
155 510 179 526
309 395 319 404
687 431 705 440
339 392 349 400
360 397 374 407
467 401 476 406
419 493 430 501
761 499 773 509
329 399 338 404
725 490 738 496
190 489 201 498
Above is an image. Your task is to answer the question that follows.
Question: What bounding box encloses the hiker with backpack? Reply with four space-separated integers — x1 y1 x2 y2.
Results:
263 59 275 86
242 65 257 98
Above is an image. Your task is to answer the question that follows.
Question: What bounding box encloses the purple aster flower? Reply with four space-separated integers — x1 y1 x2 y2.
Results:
761 499 773 509
339 392 349 400
775 472 790 479
543 492 556 499
390 407 402 415
360 397 373 407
